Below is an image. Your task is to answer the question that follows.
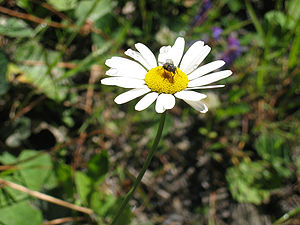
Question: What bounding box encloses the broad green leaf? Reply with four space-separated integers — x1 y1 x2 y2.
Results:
287 0 300 22
90 192 132 224
75 171 92 205
54 162 74 198
0 17 33 38
0 201 43 225
265 11 291 29
226 161 272 205
87 151 109 181
0 152 17 165
0 150 57 205
0 50 9 95
265 11 285 26
0 177 28 204
14 41 67 102
17 150 57 190
16 0 32 11
110 198 132 225
254 133 292 178
47 0 77 11
227 0 243 12
90 191 116 216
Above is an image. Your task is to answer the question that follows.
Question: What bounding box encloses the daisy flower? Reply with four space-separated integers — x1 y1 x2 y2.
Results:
101 37 232 113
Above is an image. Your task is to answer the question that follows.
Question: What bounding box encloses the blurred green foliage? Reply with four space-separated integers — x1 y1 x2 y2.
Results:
0 0 299 224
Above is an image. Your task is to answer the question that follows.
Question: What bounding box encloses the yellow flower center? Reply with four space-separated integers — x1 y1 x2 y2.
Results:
144 66 188 94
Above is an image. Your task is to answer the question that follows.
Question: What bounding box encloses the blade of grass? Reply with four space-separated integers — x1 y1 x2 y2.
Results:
45 0 102 77
288 22 300 69
245 0 265 42
245 0 268 93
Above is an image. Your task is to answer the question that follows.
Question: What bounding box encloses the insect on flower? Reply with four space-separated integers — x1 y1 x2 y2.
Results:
101 37 233 113
162 59 177 82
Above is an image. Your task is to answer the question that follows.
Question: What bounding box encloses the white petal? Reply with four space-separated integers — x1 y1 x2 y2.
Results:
186 85 225 90
188 60 225 80
158 45 172 66
180 45 211 75
169 37 185 67
105 56 147 79
184 100 208 113
125 49 152 70
179 41 204 72
188 70 232 87
105 67 145 79
114 87 150 104
175 91 207 101
101 77 145 88
155 94 176 113
135 92 159 111
106 68 118 75
135 43 157 68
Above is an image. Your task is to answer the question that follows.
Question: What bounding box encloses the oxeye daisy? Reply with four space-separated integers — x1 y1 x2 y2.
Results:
101 37 232 113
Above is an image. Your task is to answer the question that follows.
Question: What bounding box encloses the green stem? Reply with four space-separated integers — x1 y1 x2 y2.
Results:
245 0 268 93
111 112 167 225
273 204 300 224
245 0 264 42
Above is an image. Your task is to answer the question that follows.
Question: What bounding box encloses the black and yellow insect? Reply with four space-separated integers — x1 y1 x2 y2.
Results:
162 59 177 83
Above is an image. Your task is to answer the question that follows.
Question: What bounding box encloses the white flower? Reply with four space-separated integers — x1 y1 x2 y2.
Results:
101 37 232 113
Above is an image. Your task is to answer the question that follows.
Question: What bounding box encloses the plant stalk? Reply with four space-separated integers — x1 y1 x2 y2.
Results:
111 112 167 225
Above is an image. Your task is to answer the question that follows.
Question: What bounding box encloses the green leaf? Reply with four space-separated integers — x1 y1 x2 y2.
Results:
0 17 33 38
75 171 92 205
47 0 77 11
287 0 300 22
110 198 132 225
227 0 243 12
75 0 116 24
0 152 17 165
265 11 290 29
54 162 74 198
87 151 109 181
90 192 132 224
0 50 9 95
0 201 42 225
0 177 29 204
17 150 57 190
90 191 116 216
16 0 32 11
226 161 272 205
254 133 292 178
0 150 57 208
14 41 67 102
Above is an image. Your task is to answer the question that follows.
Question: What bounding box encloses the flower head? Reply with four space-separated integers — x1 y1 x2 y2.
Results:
212 26 223 41
221 35 242 65
101 37 232 113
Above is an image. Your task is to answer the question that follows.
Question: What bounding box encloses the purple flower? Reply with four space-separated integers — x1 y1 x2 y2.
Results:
221 36 242 66
212 27 223 41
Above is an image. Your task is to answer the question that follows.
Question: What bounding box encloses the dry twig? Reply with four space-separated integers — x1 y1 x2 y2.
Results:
0 178 94 215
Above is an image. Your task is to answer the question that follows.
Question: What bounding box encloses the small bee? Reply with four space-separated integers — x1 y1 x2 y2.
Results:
163 59 177 74
162 59 177 82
